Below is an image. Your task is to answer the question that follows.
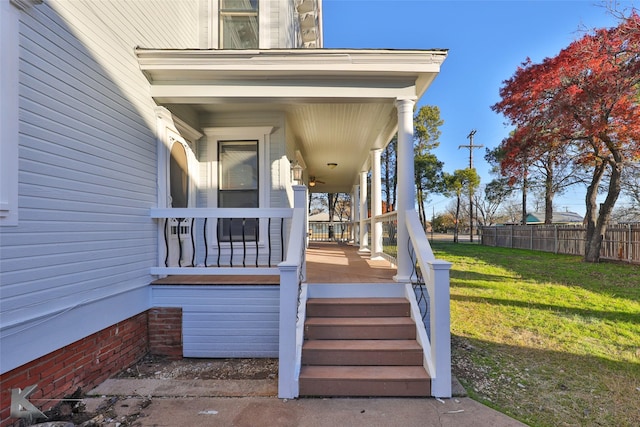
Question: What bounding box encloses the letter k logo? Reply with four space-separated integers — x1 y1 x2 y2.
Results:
10 384 47 420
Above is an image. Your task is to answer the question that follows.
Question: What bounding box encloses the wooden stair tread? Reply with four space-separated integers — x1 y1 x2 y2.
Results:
306 298 411 318
299 365 430 380
300 296 430 397
303 340 422 351
304 317 414 326
306 298 409 305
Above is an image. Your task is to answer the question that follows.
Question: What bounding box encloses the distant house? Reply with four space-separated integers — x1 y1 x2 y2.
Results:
526 211 584 225
308 212 351 241
0 0 451 419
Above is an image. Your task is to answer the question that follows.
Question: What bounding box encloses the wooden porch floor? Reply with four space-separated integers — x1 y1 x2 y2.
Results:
151 242 397 285
305 242 396 283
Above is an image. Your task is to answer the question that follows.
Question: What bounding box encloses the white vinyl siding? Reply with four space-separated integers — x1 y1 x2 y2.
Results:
274 0 301 48
152 285 279 357
0 0 199 374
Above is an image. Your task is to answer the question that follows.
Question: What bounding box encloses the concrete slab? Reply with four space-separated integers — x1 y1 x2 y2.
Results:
82 396 528 427
85 379 527 427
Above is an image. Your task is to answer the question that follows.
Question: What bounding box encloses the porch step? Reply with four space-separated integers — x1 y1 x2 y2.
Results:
300 297 430 397
298 366 431 397
305 297 410 318
302 340 423 366
304 317 416 340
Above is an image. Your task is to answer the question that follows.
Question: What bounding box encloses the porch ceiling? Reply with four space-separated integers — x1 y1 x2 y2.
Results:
136 48 447 194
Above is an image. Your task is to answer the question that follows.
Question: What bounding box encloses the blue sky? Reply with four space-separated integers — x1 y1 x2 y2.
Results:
323 0 636 216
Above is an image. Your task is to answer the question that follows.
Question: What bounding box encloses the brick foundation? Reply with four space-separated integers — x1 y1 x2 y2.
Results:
0 308 183 427
148 307 183 360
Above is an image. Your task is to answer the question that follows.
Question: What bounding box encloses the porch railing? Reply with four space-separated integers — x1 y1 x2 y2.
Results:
405 210 452 398
308 221 354 242
374 211 399 262
372 209 452 398
150 186 309 400
150 207 295 276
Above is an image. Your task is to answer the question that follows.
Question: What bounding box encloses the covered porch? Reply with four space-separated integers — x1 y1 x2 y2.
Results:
138 47 452 399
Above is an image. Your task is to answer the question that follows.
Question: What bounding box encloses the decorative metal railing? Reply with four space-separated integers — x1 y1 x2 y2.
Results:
150 208 294 276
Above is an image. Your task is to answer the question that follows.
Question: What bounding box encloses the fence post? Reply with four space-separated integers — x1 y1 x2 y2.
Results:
629 224 633 263
510 225 514 248
530 226 534 250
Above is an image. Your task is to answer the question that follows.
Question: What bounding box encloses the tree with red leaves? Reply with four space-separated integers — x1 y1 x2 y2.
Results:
492 12 640 262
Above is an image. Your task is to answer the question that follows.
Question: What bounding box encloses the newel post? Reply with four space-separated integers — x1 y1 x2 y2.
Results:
278 185 307 398
430 260 452 398
278 262 299 399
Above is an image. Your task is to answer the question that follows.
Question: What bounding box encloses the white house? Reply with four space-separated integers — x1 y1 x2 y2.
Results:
0 0 450 420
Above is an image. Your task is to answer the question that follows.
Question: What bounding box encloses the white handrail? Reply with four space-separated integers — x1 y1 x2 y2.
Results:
150 207 293 219
405 209 452 398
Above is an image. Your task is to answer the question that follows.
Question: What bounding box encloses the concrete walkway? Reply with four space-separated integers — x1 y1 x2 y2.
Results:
86 378 528 427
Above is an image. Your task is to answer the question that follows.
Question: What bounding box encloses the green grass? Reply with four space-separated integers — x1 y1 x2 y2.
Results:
431 242 640 427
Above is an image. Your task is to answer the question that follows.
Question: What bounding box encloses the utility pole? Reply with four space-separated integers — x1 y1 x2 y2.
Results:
459 130 483 242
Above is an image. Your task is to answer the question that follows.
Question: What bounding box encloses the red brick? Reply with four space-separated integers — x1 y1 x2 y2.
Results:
0 311 157 427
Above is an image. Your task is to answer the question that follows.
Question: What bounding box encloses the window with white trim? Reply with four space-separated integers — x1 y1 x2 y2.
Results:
219 0 258 49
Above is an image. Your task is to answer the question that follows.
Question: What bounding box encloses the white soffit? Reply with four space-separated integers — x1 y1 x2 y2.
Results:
136 48 448 193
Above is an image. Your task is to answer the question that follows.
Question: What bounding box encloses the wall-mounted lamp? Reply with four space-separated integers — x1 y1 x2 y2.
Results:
291 161 303 185
327 162 338 169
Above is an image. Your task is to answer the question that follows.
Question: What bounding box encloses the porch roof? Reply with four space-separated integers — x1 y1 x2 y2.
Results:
136 48 447 194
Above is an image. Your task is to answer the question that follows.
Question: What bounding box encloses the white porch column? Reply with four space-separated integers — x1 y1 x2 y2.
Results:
293 184 309 259
358 170 370 255
351 185 359 245
394 97 416 282
370 148 383 259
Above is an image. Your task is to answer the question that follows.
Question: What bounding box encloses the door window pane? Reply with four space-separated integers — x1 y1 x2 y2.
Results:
219 141 258 241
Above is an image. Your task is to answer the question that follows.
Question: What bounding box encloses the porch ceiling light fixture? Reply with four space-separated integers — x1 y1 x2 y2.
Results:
291 161 303 185
327 162 338 169
309 176 317 187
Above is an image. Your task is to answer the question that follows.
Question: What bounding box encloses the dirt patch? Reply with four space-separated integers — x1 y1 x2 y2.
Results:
116 354 278 380
30 356 277 426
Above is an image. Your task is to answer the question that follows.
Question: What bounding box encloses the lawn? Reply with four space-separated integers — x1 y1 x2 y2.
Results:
431 242 640 427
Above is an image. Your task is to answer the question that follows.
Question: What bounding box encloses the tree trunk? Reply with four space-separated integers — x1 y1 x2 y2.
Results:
384 150 391 212
544 165 554 224
584 160 620 262
454 195 461 243
417 183 425 226
522 164 528 225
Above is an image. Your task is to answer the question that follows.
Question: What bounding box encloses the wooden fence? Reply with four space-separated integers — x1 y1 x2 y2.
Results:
479 224 640 264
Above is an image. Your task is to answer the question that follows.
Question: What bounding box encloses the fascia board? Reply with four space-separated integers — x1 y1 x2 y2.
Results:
149 83 417 102
136 49 447 79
